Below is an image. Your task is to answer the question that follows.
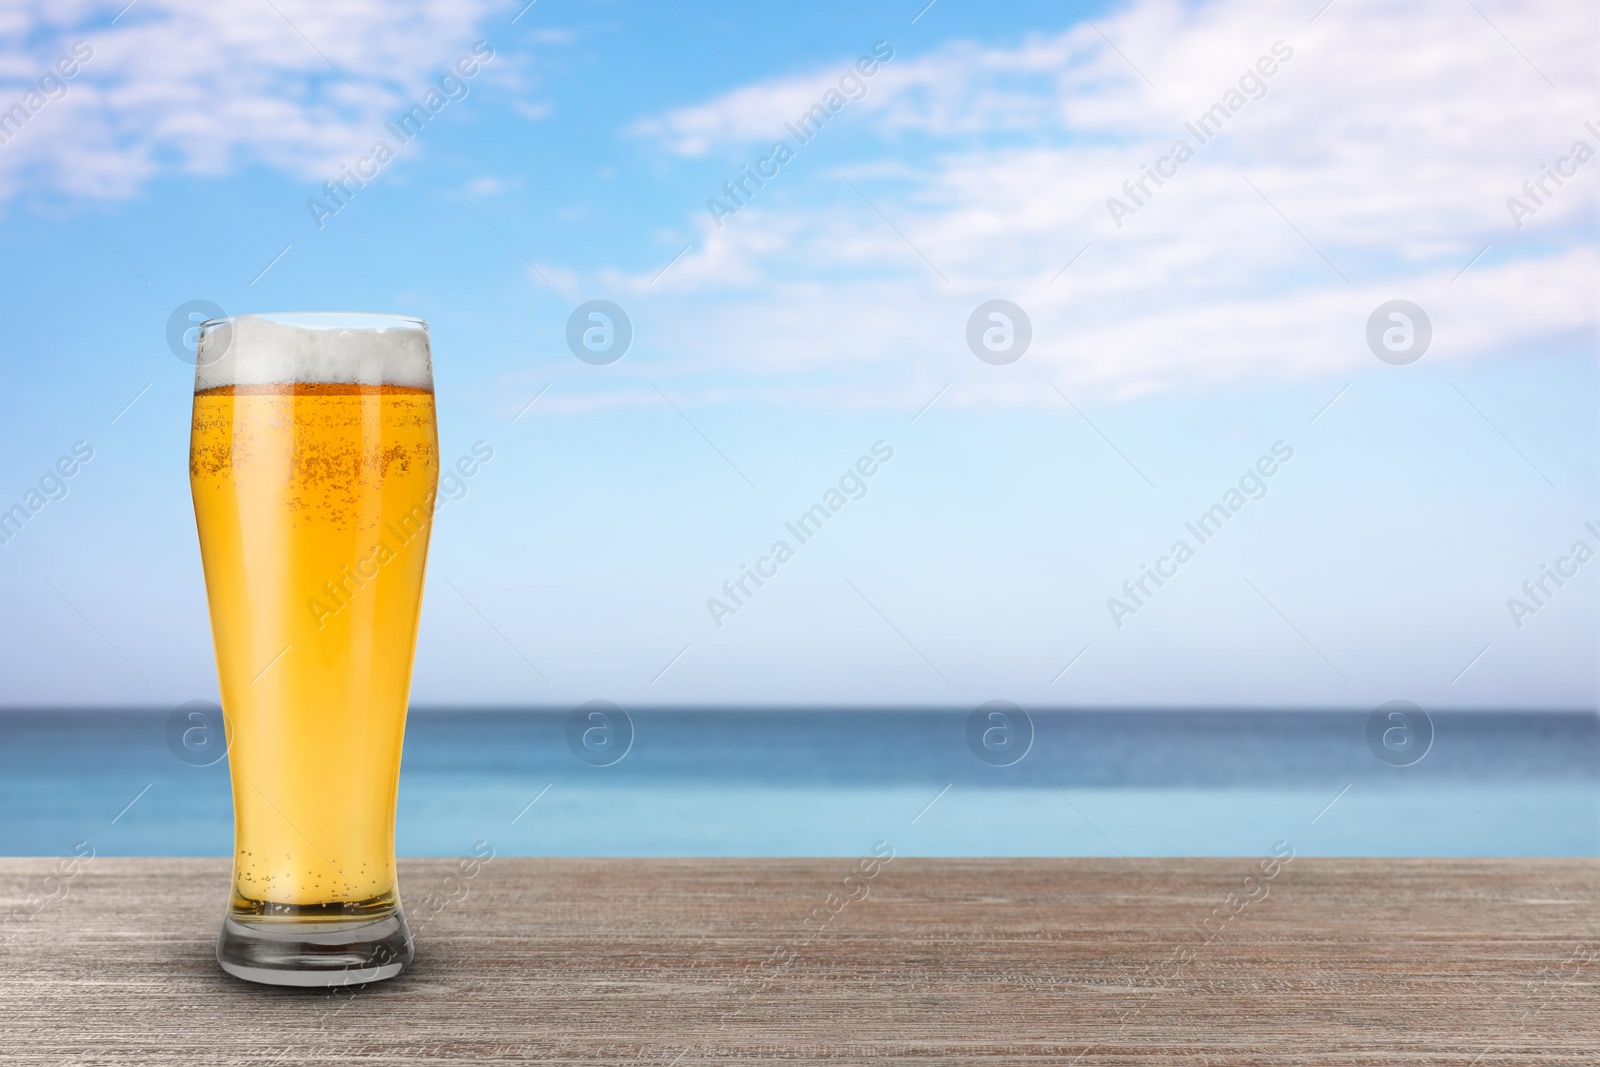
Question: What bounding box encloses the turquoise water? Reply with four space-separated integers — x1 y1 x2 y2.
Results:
1 709 1593 857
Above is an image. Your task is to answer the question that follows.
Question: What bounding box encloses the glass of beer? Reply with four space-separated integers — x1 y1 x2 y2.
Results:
188 312 438 986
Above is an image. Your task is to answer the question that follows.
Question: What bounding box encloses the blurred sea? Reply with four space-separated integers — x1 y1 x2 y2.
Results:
0 709 1594 858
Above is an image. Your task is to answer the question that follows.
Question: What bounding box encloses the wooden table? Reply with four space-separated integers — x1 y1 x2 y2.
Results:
1 857 1596 1064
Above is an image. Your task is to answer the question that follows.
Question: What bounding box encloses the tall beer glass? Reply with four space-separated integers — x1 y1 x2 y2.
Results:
189 313 438 986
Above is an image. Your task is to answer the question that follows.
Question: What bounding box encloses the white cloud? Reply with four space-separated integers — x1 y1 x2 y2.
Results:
0 0 508 202
608 0 1598 406
5 0 1590 410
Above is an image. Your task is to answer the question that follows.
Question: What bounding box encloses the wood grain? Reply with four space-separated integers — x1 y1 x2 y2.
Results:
0 857 1597 1064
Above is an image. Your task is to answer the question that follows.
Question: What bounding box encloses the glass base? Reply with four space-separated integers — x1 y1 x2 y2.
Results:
216 908 413 987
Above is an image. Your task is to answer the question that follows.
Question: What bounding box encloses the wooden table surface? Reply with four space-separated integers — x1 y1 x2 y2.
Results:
1 856 1596 1064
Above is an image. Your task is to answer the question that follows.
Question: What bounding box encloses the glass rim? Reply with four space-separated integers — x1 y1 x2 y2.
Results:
199 312 428 332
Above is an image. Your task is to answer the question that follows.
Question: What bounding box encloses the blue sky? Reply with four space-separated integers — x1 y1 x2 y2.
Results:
0 0 1594 710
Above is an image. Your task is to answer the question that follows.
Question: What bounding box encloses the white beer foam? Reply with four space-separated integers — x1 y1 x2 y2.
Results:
195 313 432 390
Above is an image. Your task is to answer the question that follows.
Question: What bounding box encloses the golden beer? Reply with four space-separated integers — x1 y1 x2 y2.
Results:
189 313 436 985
